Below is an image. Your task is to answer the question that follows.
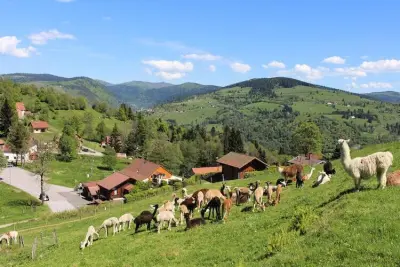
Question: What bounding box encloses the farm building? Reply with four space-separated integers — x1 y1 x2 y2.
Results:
16 102 26 119
288 153 325 166
192 166 222 182
97 172 135 200
216 152 268 180
100 136 111 147
119 158 172 185
30 121 49 133
0 138 38 163
81 181 101 200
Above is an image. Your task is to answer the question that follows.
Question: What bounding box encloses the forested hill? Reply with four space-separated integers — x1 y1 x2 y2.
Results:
152 78 400 158
106 82 220 108
1 73 119 106
364 91 400 103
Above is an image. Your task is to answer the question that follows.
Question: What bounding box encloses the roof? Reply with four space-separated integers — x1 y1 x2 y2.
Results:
97 172 131 190
16 102 26 111
288 155 325 165
120 158 165 181
192 166 222 175
88 186 99 196
30 121 49 129
82 181 100 187
217 152 267 169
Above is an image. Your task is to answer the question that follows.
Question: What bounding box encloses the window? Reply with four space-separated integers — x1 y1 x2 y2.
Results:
114 190 118 196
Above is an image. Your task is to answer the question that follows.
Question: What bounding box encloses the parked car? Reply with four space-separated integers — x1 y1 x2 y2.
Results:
7 162 14 167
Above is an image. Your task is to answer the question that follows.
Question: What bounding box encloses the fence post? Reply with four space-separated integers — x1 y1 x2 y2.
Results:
31 237 37 260
19 235 25 248
53 229 58 246
40 231 43 245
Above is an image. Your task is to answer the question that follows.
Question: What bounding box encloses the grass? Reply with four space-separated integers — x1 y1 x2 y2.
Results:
1 142 400 266
0 183 49 225
24 156 131 188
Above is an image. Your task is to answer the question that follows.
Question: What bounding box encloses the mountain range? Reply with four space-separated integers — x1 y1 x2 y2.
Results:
0 73 397 108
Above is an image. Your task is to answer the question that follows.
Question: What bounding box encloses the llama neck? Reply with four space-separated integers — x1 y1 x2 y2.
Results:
309 168 315 176
152 207 158 217
340 143 352 169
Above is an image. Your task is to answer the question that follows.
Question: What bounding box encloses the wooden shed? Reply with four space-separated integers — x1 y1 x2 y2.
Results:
97 172 135 200
216 152 268 180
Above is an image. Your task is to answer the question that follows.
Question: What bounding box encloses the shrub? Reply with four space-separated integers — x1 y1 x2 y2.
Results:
160 180 168 187
288 206 319 235
265 228 296 258
183 176 196 186
136 181 151 191
125 186 173 202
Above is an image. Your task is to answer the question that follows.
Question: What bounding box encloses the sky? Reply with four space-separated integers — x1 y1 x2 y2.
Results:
1 0 400 93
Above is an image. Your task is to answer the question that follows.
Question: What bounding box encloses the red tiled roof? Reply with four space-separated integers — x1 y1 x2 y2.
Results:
123 184 134 192
16 102 26 111
192 166 222 175
2 144 11 153
88 186 99 196
120 158 162 181
31 121 49 129
97 172 131 190
83 181 100 187
217 152 267 169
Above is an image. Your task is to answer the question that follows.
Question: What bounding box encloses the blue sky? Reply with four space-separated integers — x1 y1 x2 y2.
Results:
1 0 400 92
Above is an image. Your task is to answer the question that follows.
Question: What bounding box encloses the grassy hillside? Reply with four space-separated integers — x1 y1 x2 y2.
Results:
0 142 399 266
106 81 220 108
1 73 119 106
153 78 400 155
364 91 400 103
0 183 49 225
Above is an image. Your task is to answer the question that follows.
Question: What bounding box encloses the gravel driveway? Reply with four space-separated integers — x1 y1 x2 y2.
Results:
0 167 90 213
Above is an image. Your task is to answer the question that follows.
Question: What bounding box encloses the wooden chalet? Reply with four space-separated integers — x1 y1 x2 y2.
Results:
81 181 101 200
97 172 135 200
216 152 268 180
288 153 325 166
119 158 172 185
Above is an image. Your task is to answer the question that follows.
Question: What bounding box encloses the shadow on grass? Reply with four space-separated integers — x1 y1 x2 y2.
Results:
241 206 253 212
97 166 112 171
317 187 373 208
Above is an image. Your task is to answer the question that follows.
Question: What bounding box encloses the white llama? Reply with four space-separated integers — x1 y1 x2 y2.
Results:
118 213 135 231
97 217 119 237
338 139 393 190
80 226 99 249
0 234 9 246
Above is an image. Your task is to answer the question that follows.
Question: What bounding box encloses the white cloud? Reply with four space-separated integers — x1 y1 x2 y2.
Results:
262 60 286 69
209 65 216 72
56 0 75 2
294 64 323 80
360 82 393 89
360 59 400 72
155 71 185 80
28 29 75 45
182 53 221 61
230 62 251 73
323 56 346 64
142 59 193 80
144 68 152 75
334 67 367 77
0 36 36 58
142 60 193 72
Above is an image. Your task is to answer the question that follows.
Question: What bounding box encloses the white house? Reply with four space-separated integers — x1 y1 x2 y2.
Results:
0 139 38 163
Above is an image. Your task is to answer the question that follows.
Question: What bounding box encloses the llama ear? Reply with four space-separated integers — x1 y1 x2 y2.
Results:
346 139 350 143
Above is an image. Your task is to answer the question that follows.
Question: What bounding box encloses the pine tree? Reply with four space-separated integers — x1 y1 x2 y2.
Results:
0 98 16 136
110 123 123 152
127 107 134 120
210 126 217 137
118 104 127 121
223 125 231 154
125 130 136 156
96 121 106 142
102 146 117 170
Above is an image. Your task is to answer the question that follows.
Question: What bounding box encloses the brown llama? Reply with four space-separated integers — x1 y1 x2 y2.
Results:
387 170 400 186
276 163 304 182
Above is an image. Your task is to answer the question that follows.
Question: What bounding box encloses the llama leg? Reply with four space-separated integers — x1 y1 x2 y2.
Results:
379 168 388 189
135 223 139 233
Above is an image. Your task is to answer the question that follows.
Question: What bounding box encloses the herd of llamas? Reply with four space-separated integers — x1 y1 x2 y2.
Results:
77 139 398 250
1 139 398 250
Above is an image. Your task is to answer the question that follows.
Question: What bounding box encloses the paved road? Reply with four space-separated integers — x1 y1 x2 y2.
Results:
0 167 90 213
78 146 103 157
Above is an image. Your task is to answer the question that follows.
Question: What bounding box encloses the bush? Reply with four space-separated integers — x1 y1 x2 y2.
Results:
136 181 151 191
125 186 173 202
183 176 196 186
266 228 296 257
288 206 319 235
160 180 168 187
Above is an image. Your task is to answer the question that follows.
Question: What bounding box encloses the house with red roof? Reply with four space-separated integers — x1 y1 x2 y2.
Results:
16 102 26 119
0 138 38 163
30 121 49 133
100 136 111 147
216 152 268 180
86 158 173 200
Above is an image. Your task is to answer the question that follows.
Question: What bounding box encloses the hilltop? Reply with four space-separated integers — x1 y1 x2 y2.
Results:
0 142 399 266
364 91 400 103
152 77 400 156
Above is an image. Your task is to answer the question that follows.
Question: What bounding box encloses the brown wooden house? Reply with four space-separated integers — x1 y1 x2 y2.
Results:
216 152 268 180
119 158 172 185
81 181 101 200
97 172 135 200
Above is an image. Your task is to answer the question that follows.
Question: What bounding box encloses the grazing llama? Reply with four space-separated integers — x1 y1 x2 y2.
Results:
80 226 99 249
156 210 179 233
98 217 119 237
6 231 18 245
0 234 9 246
201 197 221 220
118 213 135 231
276 163 304 182
338 139 393 190
252 182 265 212
134 204 159 233
178 197 196 225
386 170 400 186
234 183 255 205
184 213 206 230
272 184 282 205
323 160 336 175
